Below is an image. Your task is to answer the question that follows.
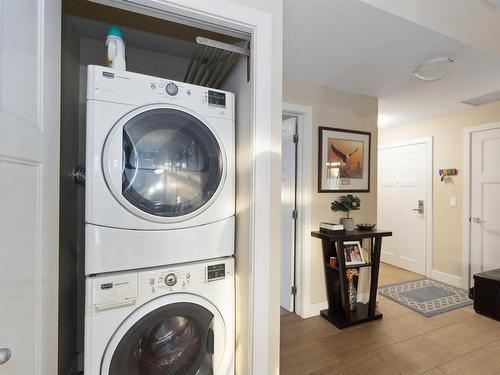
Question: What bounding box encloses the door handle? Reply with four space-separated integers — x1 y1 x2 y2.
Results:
0 348 11 365
471 217 482 223
412 200 424 214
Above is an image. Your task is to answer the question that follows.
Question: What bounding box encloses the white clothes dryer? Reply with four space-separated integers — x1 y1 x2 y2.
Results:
84 257 234 375
85 66 235 274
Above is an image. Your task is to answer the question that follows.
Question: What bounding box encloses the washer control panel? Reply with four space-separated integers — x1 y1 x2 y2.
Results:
138 258 233 299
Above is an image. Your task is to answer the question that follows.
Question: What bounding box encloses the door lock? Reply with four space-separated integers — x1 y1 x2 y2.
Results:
412 200 424 214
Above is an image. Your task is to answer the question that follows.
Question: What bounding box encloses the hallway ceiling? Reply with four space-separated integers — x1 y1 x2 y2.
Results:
283 0 500 127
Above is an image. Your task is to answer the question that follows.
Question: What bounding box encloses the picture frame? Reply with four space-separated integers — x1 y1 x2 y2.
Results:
318 127 371 192
340 241 366 266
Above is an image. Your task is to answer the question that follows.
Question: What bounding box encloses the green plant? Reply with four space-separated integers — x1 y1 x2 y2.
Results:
330 194 361 218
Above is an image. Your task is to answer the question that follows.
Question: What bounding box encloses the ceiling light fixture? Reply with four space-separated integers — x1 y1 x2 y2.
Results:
412 57 455 81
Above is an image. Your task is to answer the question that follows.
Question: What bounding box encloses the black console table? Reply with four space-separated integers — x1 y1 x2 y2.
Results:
311 229 392 329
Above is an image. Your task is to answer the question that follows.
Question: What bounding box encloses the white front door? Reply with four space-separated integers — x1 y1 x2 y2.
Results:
378 141 429 275
470 127 500 285
0 1 60 373
281 117 297 312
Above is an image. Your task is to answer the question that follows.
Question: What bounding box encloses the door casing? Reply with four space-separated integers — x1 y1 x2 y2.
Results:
88 1 275 373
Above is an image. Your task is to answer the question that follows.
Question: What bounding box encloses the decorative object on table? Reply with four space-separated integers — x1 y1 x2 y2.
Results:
320 222 344 233
356 223 376 231
438 168 458 182
347 268 360 311
338 240 365 266
378 278 472 317
329 257 338 268
331 194 360 231
318 127 371 192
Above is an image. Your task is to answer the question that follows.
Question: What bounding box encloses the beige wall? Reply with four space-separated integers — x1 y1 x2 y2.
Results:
284 80 379 304
379 99 500 277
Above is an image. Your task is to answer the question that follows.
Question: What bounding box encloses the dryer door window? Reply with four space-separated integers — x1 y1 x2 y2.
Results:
108 302 215 375
121 108 223 218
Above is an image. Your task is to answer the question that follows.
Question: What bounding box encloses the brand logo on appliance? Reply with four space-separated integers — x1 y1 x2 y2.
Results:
102 71 115 79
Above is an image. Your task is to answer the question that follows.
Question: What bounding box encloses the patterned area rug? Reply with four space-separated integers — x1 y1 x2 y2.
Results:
378 278 472 317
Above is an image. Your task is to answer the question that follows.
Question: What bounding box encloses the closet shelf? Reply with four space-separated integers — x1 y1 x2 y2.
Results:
184 36 249 89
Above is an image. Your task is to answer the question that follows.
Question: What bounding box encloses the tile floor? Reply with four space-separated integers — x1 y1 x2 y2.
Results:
280 263 500 375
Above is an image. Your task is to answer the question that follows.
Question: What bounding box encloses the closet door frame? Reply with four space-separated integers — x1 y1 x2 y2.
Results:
90 1 274 374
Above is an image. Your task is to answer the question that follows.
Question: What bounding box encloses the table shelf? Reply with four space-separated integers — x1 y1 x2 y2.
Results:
312 228 392 329
325 262 373 270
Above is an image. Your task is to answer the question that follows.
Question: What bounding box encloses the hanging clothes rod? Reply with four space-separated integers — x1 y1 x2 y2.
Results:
184 36 250 89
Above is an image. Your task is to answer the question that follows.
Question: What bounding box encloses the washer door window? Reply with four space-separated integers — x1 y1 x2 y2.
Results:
103 105 225 222
108 302 215 375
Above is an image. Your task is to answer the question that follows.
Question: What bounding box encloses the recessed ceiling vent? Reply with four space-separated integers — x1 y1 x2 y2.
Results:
462 90 500 106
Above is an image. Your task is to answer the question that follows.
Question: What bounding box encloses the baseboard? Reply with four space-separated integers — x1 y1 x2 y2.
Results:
298 301 328 319
431 269 464 289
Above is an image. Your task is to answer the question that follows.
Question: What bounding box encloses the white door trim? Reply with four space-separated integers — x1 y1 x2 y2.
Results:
282 102 316 318
463 122 500 290
379 136 433 277
90 1 274 373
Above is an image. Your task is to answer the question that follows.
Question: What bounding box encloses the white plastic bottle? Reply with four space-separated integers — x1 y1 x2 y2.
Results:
105 26 126 71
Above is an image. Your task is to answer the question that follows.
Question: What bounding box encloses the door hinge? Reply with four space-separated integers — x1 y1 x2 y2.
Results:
293 134 299 143
291 286 297 295
292 209 298 219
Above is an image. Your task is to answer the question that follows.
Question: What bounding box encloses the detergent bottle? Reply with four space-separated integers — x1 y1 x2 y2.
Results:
105 26 126 71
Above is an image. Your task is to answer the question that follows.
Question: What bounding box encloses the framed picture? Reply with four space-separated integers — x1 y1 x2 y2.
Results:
340 241 366 266
318 127 371 192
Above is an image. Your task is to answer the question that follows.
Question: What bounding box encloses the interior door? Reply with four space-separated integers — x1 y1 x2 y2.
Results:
0 0 60 374
280 117 297 312
470 127 500 285
378 142 428 275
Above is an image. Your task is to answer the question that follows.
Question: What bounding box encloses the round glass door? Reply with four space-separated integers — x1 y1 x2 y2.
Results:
108 302 215 375
118 107 224 218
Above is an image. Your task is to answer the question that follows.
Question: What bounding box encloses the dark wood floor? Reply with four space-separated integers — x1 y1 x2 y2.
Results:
280 263 500 375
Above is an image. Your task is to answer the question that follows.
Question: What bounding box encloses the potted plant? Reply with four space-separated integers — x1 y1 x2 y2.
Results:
331 194 360 231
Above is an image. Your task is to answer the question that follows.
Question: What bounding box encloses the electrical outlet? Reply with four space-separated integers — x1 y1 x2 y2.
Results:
449 197 457 207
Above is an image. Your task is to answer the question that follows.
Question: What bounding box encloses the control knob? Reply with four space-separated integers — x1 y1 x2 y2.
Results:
165 273 177 287
166 82 178 96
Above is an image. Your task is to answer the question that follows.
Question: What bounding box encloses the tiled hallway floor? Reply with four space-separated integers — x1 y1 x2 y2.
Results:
280 263 500 375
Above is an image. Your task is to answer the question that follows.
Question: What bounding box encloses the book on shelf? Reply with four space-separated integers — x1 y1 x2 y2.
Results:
319 222 344 233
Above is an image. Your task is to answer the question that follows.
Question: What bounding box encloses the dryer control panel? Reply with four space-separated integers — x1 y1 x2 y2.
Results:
87 65 235 121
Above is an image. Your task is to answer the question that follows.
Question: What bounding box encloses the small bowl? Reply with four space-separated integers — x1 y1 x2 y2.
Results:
356 223 376 230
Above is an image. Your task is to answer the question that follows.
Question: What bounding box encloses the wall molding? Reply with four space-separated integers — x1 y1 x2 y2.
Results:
431 269 464 289
302 301 328 318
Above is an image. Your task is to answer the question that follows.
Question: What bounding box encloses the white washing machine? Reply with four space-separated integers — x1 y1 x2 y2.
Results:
85 65 235 274
85 257 234 375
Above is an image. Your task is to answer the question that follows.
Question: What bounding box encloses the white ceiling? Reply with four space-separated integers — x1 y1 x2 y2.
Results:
283 0 500 127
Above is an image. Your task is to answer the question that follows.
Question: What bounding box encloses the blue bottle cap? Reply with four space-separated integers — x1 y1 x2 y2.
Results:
107 26 123 39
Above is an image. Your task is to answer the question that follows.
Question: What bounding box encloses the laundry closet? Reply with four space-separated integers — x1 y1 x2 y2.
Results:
58 1 261 374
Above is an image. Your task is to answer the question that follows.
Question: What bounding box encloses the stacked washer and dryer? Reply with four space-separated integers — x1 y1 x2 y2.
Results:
84 65 235 375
